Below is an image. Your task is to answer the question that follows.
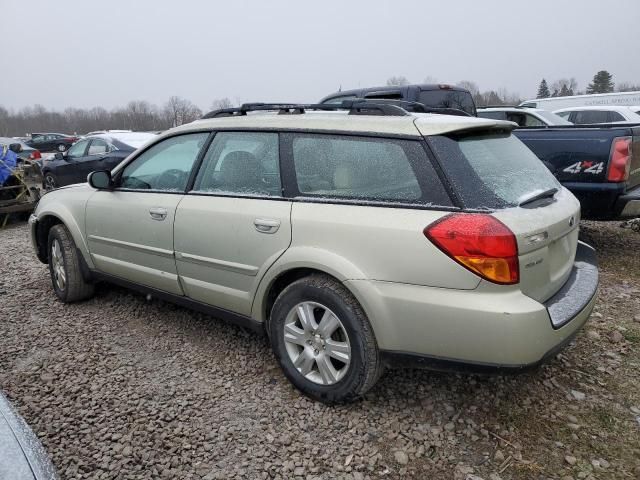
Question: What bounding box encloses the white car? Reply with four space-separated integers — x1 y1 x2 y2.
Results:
554 106 640 124
29 101 598 402
477 107 572 127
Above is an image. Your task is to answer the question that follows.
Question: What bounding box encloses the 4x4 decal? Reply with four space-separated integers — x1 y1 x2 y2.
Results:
563 161 604 175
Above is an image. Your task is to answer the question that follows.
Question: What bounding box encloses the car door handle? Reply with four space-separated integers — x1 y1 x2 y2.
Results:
149 207 168 221
254 218 280 234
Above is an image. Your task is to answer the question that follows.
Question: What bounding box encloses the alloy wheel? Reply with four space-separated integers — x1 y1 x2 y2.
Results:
51 239 66 291
283 301 351 385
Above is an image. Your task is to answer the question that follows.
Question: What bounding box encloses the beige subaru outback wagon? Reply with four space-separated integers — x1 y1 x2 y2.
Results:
30 102 598 402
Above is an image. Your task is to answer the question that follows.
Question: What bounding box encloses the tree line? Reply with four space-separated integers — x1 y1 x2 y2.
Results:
0 96 234 137
536 70 640 99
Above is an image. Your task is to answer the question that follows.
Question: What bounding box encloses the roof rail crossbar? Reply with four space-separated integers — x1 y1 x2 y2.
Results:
202 100 413 119
201 99 472 119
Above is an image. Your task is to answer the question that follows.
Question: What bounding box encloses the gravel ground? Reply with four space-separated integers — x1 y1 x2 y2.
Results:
0 221 639 480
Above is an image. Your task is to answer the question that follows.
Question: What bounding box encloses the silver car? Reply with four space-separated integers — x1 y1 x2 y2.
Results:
29 102 598 402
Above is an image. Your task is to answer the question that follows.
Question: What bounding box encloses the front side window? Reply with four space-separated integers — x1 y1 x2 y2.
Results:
290 134 451 205
120 133 208 191
66 140 89 158
322 95 358 105
193 132 281 196
524 114 545 127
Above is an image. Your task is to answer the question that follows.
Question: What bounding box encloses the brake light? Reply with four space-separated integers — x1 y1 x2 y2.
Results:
424 214 519 285
29 150 41 160
607 136 632 182
438 84 453 90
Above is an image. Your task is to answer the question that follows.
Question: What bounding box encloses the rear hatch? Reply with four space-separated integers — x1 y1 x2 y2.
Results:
426 129 581 302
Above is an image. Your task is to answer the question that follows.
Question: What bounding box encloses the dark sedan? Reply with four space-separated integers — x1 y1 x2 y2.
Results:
26 133 79 153
42 132 157 189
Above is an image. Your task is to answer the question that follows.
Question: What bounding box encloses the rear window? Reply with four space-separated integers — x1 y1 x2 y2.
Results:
289 134 452 206
428 133 560 209
419 90 476 116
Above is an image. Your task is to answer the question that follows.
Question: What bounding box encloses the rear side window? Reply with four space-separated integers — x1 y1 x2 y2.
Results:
573 110 609 124
477 111 507 121
288 134 452 206
193 132 281 197
428 133 560 209
608 111 625 122
418 90 476 115
322 95 359 104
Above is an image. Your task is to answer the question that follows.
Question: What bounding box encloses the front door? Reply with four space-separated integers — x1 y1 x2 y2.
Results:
174 131 292 315
85 132 209 294
56 139 90 185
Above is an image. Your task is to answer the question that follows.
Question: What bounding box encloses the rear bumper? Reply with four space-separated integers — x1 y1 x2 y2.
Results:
347 242 598 371
563 181 640 219
615 184 640 218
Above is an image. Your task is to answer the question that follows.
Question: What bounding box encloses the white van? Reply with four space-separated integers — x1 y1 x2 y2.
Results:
520 91 640 111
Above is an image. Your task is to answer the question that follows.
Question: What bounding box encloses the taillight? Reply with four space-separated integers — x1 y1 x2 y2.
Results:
29 150 42 160
424 214 519 285
607 136 632 182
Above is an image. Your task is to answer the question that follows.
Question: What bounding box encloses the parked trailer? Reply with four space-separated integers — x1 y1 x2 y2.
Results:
520 91 640 111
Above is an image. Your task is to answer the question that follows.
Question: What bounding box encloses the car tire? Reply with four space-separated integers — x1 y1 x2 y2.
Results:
269 274 383 403
47 224 95 303
44 173 57 191
57 144 67 152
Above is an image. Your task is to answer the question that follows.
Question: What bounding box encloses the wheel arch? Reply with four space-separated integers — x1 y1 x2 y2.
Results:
34 206 94 270
252 247 370 328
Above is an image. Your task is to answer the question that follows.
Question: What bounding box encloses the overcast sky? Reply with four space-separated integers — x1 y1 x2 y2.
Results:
2 0 640 111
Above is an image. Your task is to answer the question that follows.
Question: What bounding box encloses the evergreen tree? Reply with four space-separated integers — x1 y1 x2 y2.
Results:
559 84 571 97
536 79 550 98
587 70 614 94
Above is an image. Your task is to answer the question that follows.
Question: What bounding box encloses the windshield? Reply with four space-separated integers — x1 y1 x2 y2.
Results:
428 132 560 209
419 90 476 116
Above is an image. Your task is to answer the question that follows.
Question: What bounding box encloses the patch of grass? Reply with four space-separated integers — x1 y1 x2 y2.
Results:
623 331 640 344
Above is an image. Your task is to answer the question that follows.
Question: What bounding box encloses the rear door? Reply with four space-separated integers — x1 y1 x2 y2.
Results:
174 131 292 316
427 131 580 302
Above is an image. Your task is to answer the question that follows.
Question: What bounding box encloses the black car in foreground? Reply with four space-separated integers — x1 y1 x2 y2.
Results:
26 133 79 153
42 132 157 189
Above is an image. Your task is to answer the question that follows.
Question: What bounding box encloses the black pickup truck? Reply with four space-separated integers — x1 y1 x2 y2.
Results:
514 126 640 219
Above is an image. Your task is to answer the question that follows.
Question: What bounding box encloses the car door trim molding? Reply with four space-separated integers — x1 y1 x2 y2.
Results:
88 234 174 258
175 251 259 276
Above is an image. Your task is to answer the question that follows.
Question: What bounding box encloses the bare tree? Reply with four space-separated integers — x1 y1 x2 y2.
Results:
550 78 578 97
456 80 479 97
163 96 203 128
386 76 410 86
617 82 640 92
209 97 234 111
423 75 438 84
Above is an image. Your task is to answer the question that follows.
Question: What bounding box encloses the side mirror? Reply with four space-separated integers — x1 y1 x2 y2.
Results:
54 152 65 160
88 170 112 189
9 143 23 153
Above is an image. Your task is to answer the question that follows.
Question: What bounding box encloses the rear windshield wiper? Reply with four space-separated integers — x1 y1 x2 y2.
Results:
518 187 558 207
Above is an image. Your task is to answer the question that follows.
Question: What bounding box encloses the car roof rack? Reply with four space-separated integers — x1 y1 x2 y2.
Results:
202 99 472 119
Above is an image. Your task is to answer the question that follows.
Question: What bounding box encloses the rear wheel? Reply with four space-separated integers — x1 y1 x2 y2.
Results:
47 224 94 303
269 274 383 403
56 144 67 152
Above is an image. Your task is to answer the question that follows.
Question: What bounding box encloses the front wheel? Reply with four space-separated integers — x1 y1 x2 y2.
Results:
269 274 383 403
47 224 95 303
